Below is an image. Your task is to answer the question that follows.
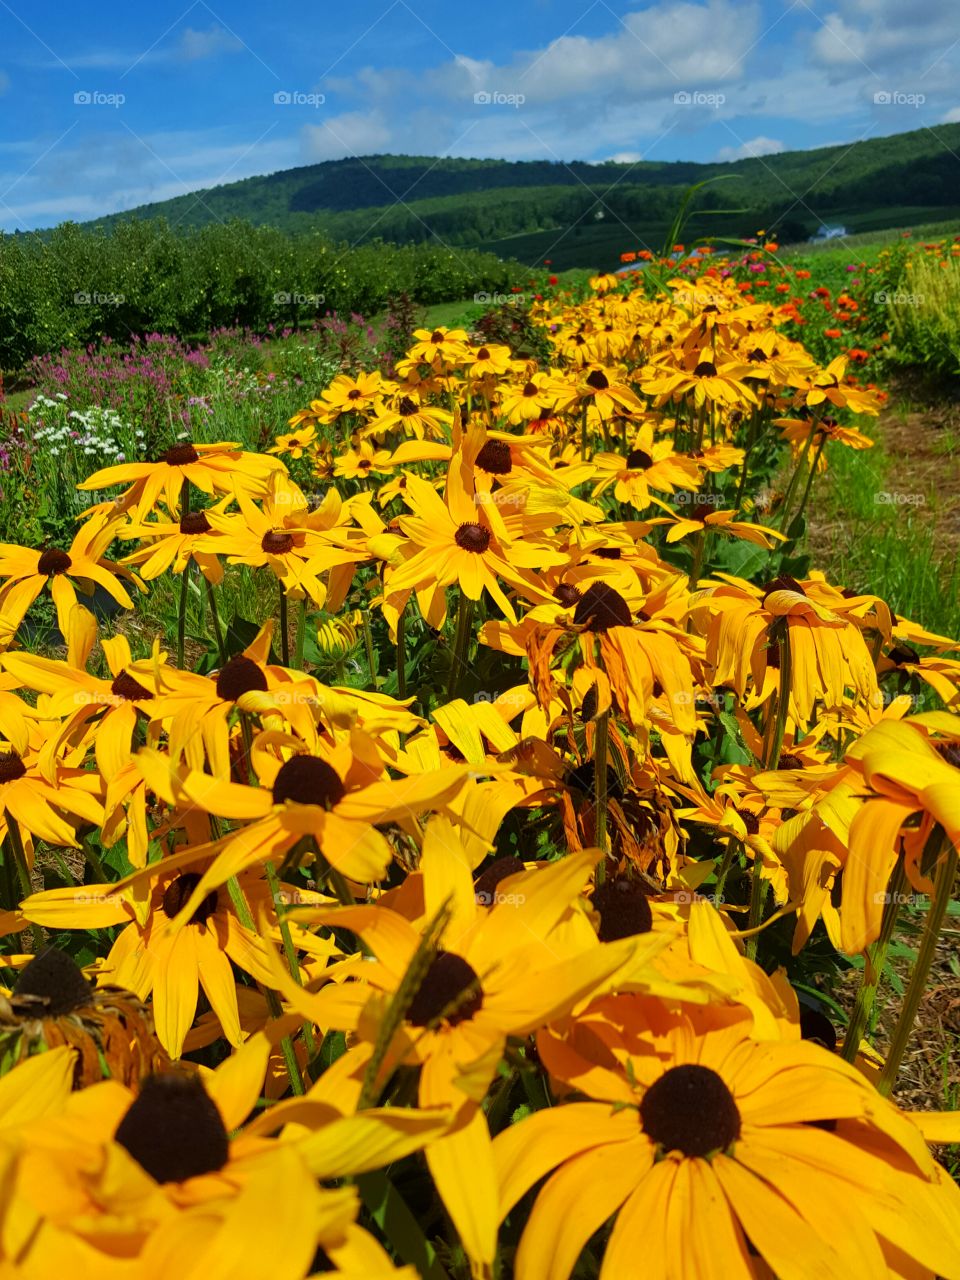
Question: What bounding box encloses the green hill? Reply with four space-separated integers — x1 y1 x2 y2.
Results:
82 125 960 268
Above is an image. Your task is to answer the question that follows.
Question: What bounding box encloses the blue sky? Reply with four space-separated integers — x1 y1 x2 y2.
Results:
1 0 958 229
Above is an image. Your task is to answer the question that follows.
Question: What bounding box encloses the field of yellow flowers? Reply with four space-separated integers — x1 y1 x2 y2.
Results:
0 245 959 1280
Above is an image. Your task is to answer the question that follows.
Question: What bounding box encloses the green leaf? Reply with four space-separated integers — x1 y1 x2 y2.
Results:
357 1171 450 1280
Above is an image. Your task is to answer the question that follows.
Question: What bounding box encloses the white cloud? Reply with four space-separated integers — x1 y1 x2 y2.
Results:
177 26 244 62
301 112 394 161
941 107 960 124
606 151 645 163
716 136 784 161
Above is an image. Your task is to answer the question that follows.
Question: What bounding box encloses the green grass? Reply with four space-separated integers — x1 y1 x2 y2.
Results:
805 428 960 642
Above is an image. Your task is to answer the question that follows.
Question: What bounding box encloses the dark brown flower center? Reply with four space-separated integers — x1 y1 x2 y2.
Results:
523 380 539 397
261 530 295 555
748 348 766 363
778 752 802 770
476 347 491 360
179 511 211 535
474 856 524 906
272 755 346 810
37 548 72 576
573 582 632 632
399 396 418 416
110 670 154 701
347 388 362 400
454 523 491 553
888 644 919 667
115 1075 229 1184
934 741 960 769
800 1007 837 1052
594 547 622 560
162 443 201 466
554 582 582 608
592 878 653 941
406 950 483 1027
12 947 93 1018
761 574 806 606
0 751 27 783
430 330 445 344
161 873 218 925
215 655 269 702
476 440 513 475
640 1064 741 1157
586 369 609 391
694 361 718 377
626 449 653 469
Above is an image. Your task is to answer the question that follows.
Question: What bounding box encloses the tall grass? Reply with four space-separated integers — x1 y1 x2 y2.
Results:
885 254 960 376
808 431 960 642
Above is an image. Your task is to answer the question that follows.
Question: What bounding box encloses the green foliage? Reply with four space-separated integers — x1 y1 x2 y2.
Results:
0 220 527 368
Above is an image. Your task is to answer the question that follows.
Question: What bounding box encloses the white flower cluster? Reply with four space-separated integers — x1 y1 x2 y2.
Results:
28 398 146 463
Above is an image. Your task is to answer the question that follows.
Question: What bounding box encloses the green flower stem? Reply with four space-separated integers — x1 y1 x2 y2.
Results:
789 433 828 533
593 709 611 864
279 588 290 667
314 849 357 907
689 528 708 592
841 858 907 1063
264 860 316 1060
747 623 791 955
396 606 408 699
177 478 191 670
225 873 305 1097
4 812 44 951
294 598 307 671
445 593 475 702
176 564 190 671
734 405 761 515
713 837 742 907
204 575 227 665
777 423 816 531
362 612 378 689
81 833 108 884
878 840 958 1097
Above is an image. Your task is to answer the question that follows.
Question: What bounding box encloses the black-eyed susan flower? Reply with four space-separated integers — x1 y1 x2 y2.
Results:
77 440 285 521
495 996 960 1280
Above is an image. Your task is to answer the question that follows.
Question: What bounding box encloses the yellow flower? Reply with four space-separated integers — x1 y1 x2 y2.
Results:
495 996 960 1280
